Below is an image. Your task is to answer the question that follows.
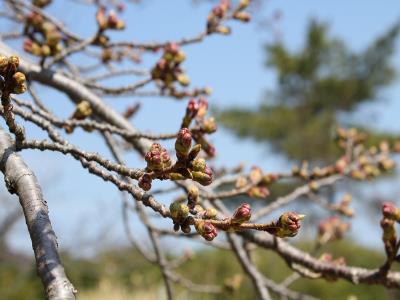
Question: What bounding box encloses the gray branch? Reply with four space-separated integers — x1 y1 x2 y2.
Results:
0 127 76 299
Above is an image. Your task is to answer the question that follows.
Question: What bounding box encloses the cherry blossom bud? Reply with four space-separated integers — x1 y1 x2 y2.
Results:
187 185 199 209
195 220 218 241
239 0 250 9
232 203 251 223
11 72 26 94
168 172 186 181
204 208 218 219
0 55 8 74
382 202 400 222
176 73 190 86
266 212 305 238
170 202 189 223
8 56 19 69
381 217 397 258
71 101 92 120
192 158 206 172
318 216 350 245
197 97 209 118
203 117 217 134
175 128 192 159
187 98 199 118
188 144 202 161
145 143 171 172
165 42 180 55
233 12 251 22
107 11 124 29
216 26 231 35
309 181 319 192
192 166 213 186
261 173 279 185
96 7 107 29
235 176 248 189
335 158 348 174
247 186 270 198
249 166 263 183
175 51 186 63
138 173 152 191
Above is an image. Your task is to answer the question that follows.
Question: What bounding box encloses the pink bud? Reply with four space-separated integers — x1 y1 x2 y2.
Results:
232 203 251 223
382 202 397 219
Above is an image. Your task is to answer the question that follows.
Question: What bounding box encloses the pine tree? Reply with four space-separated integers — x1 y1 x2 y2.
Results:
219 20 400 162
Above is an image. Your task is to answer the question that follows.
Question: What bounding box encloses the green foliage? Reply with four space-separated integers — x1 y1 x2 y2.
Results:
2 240 399 299
218 20 400 161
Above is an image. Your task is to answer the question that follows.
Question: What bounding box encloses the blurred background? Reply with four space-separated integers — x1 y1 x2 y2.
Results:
0 0 400 299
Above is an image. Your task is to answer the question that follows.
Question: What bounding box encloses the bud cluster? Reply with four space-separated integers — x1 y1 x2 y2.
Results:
101 47 133 63
333 194 354 217
24 12 64 57
206 0 251 35
173 128 213 186
265 212 305 238
317 216 350 245
0 55 26 95
183 97 217 157
335 127 367 149
151 42 189 88
292 160 339 181
96 7 125 31
145 143 172 172
137 131 213 191
235 167 272 199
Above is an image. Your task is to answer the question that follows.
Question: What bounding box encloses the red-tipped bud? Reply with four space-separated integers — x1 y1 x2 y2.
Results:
195 220 218 241
145 143 171 172
192 166 213 186
187 98 199 118
232 203 251 223
266 212 305 238
138 173 152 191
382 202 400 221
175 128 192 160
165 42 180 55
197 97 209 118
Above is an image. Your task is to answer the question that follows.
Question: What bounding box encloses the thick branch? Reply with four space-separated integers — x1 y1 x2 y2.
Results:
0 127 75 299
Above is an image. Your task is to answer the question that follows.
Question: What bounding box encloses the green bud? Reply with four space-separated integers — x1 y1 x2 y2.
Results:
192 158 206 172
188 144 202 161
170 202 189 222
169 172 186 181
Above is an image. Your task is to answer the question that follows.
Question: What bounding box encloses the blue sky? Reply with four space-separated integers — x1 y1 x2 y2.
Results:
2 0 400 256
